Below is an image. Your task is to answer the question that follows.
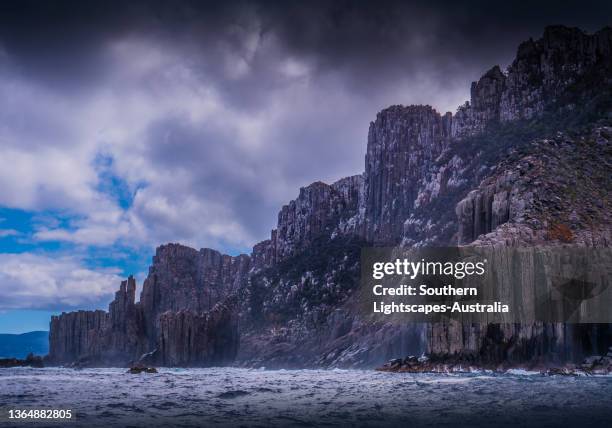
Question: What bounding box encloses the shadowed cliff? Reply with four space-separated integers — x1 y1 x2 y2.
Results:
48 25 612 368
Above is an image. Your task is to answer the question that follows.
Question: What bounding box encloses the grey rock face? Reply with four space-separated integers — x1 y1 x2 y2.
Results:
276 182 344 261
48 309 108 364
47 248 246 366
141 244 250 315
251 175 363 269
140 244 250 345
158 299 239 367
48 26 612 368
239 26 611 367
427 320 612 366
455 171 516 245
452 66 507 138
500 26 612 123
457 128 612 246
430 127 612 363
362 105 452 243
48 276 146 365
452 26 612 138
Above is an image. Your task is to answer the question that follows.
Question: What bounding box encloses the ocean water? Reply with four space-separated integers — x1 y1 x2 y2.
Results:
1 367 611 427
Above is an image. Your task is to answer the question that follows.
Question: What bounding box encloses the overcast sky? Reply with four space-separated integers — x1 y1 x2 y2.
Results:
0 0 610 331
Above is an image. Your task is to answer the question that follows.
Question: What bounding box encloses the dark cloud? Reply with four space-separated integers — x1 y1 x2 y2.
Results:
0 0 610 254
143 115 275 233
2 1 610 98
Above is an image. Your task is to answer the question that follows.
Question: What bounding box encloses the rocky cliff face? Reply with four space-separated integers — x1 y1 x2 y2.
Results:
140 244 250 348
48 26 612 368
452 26 612 138
429 127 611 364
456 127 611 247
452 66 506 138
251 175 363 269
47 249 246 366
158 299 239 367
48 277 146 365
362 105 452 243
48 309 108 364
237 26 611 367
500 26 612 123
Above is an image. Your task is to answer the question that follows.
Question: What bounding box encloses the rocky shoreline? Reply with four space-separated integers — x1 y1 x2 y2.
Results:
0 353 44 368
377 347 612 376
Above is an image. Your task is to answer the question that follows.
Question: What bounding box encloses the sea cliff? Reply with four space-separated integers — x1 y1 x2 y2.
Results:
48 26 612 368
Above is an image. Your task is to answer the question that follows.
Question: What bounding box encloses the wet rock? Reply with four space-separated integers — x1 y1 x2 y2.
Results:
24 353 44 368
542 367 579 376
541 354 612 376
379 353 612 376
128 366 158 374
580 355 612 374
418 355 429 363
387 358 403 368
377 354 480 373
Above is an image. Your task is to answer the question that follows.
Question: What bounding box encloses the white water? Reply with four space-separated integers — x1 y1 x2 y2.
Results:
1 367 611 427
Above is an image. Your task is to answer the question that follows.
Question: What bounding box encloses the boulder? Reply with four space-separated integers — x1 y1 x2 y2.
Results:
128 366 158 374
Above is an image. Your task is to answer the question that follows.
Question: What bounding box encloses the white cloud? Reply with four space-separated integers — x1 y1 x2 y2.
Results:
0 229 19 238
0 253 122 310
0 5 501 315
0 28 471 255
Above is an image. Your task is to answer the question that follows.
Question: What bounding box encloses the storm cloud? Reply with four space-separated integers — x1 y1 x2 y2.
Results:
0 0 610 267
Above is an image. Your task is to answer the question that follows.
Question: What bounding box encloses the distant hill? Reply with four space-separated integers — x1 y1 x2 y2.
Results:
0 331 48 359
